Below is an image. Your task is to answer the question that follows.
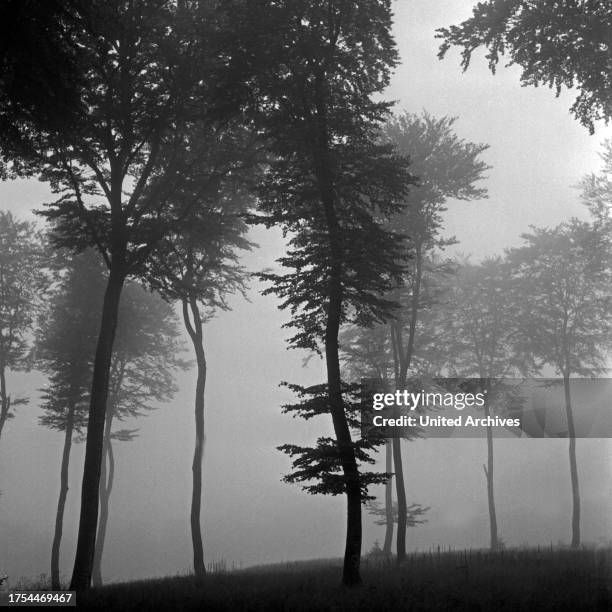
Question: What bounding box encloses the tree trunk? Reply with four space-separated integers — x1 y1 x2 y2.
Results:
183 297 207 578
0 366 10 442
479 378 499 550
404 242 423 375
563 375 580 548
389 323 409 564
483 384 499 550
326 274 362 586
51 397 76 590
70 264 126 591
382 440 394 556
392 436 407 563
92 410 114 586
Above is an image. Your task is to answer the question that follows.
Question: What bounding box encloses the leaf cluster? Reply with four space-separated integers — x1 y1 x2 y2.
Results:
437 0 612 133
277 381 388 500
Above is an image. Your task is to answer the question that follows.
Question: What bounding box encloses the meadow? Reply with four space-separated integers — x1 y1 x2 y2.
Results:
67 547 611 611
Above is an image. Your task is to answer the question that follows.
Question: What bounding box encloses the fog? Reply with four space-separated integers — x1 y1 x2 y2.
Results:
1 0 611 586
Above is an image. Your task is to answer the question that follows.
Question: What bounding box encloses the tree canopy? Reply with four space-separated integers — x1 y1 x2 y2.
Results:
0 211 48 439
437 0 612 132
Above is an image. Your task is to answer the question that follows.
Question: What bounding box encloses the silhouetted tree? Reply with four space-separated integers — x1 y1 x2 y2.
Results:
382 111 489 562
437 0 612 132
508 217 612 547
0 1 253 589
92 282 186 586
248 0 413 585
435 258 522 550
0 211 47 442
38 251 185 587
367 499 429 531
37 250 104 590
146 172 253 578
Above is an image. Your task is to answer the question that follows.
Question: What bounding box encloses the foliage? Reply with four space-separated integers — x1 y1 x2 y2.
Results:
382 111 489 253
0 2 255 588
277 382 388 501
367 500 429 527
508 220 611 377
0 212 48 432
436 258 524 379
109 282 187 425
37 250 106 433
248 0 413 352
38 252 186 434
437 0 612 132
144 138 256 317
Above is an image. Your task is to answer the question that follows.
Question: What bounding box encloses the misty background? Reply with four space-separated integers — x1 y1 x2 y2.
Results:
1 0 611 583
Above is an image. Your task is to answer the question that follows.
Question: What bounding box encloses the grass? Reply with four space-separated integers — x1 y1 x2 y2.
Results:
54 547 612 610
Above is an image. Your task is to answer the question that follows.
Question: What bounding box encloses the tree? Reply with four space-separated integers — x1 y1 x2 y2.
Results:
381 111 489 561
508 217 611 547
146 170 253 578
37 250 104 590
0 211 47 442
437 0 612 133
367 499 429 532
91 282 185 586
247 0 413 585
0 1 251 589
37 251 185 587
435 258 522 550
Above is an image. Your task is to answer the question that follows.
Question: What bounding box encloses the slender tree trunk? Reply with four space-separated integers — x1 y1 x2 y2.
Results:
389 323 409 564
51 397 76 590
326 273 362 586
404 242 423 373
391 435 407 562
563 375 580 548
70 263 126 591
386 244 423 564
382 440 394 556
0 366 10 442
483 401 499 550
183 296 207 578
482 378 499 551
92 411 114 586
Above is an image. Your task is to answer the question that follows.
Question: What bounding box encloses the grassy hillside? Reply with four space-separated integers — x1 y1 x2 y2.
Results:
71 547 612 611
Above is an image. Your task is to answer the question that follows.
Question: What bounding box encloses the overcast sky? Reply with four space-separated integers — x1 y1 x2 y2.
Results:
1 1 611 583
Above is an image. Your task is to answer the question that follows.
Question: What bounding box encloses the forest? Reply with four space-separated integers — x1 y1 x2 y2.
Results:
0 1 611 610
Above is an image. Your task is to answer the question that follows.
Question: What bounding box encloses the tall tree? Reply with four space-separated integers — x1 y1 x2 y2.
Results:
435 258 522 550
0 1 251 589
37 250 104 589
0 211 47 442
508 218 611 547
437 0 612 132
37 251 184 587
146 172 253 578
247 0 413 585
92 282 185 586
382 111 489 561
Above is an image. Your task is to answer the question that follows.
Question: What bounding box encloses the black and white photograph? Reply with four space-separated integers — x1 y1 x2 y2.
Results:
0 1 611 610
